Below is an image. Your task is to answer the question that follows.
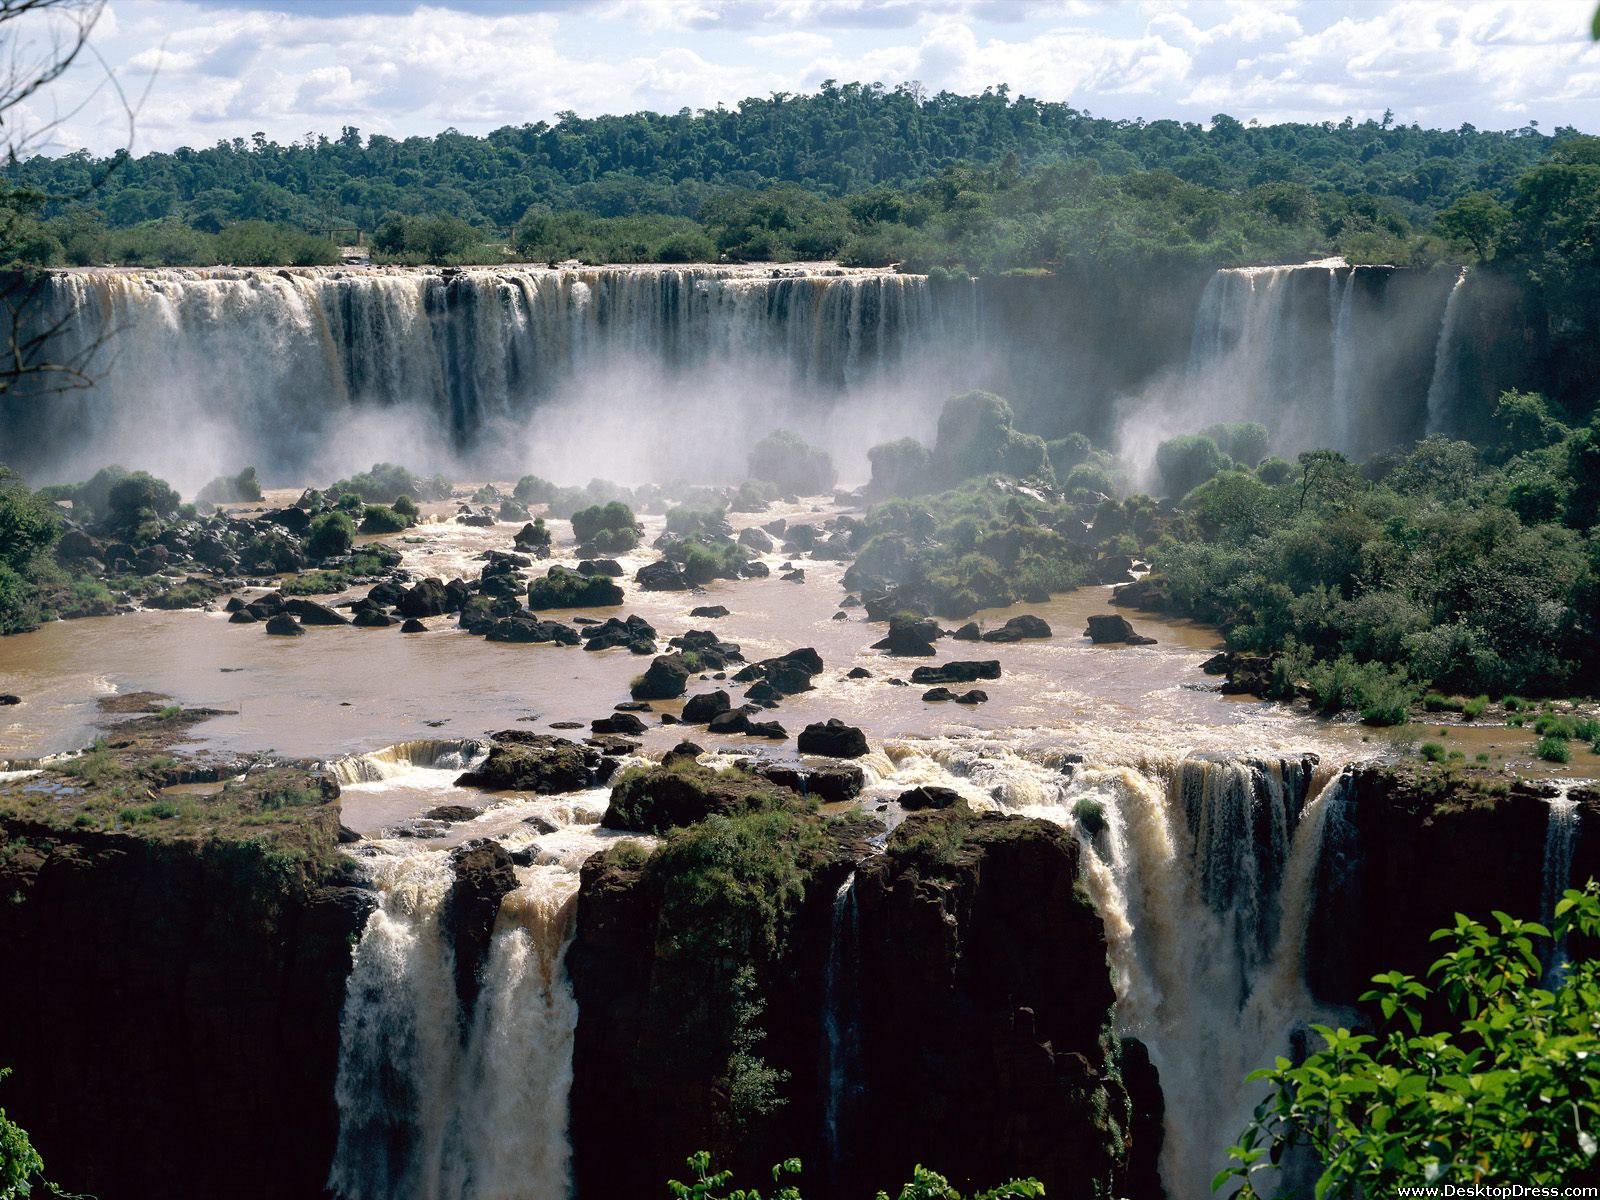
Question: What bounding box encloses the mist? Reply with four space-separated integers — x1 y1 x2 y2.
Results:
0 259 1480 501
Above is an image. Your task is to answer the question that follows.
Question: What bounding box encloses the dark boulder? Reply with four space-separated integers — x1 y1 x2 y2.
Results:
396 578 451 618
263 614 303 637
400 618 428 633
846 667 872 679
631 654 693 701
922 687 955 702
689 605 729 619
1084 614 1155 645
898 785 965 811
870 615 941 656
981 615 1052 642
603 760 791 833
736 527 775 553
910 660 1001 685
951 622 981 641
456 735 592 792
441 840 518 1013
681 691 732 724
635 559 689 591
352 609 395 628
577 559 624 578
954 689 989 704
751 762 864 804
285 599 349 626
661 740 704 765
797 719 869 759
592 713 648 735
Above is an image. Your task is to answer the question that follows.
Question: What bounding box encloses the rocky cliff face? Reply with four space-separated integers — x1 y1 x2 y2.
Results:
0 821 369 1200
1307 766 1600 1006
567 808 1151 1200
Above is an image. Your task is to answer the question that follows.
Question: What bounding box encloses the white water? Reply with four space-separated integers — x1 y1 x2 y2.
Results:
854 739 1351 1200
822 870 863 1182
330 740 490 786
1424 266 1470 437
1541 788 1581 989
327 850 586 1200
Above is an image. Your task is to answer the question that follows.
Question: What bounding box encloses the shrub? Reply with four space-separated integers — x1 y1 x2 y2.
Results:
867 437 933 499
306 511 355 560
513 474 555 504
358 504 410 534
570 501 640 550
1420 741 1448 763
328 463 450 504
1073 796 1107 837
1221 889 1600 1195
748 429 837 496
195 466 262 508
527 565 623 608
392 494 419 520
1536 736 1571 763
104 471 180 540
1154 433 1230 499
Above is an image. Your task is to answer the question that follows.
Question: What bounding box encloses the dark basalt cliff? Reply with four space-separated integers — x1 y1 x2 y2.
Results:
1307 766 1600 1007
568 809 1154 1200
0 819 370 1200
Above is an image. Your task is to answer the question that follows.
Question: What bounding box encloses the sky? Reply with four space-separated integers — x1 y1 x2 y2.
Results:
12 0 1600 157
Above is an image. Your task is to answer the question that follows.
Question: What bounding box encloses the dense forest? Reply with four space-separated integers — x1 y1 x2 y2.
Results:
2 81 1594 276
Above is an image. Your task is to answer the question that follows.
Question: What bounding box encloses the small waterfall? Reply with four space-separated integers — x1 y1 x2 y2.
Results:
330 740 490 786
1424 266 1470 436
327 854 581 1200
1540 789 1581 989
822 870 863 1182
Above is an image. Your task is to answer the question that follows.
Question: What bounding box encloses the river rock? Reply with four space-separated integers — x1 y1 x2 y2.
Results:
736 527 774 553
681 690 732 724
981 615 1052 642
442 840 518 1013
631 653 693 701
285 599 349 626
400 618 428 633
352 609 394 627
870 615 941 656
455 735 592 792
635 559 689 591
1084 614 1156 645
397 578 451 618
898 785 965 811
263 613 303 636
592 713 648 735
951 622 981 641
954 689 989 704
922 687 955 701
689 605 729 619
750 762 864 803
797 718 869 759
910 660 1001 685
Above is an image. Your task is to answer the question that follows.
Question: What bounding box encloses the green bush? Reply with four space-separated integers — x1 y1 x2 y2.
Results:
196 466 262 508
328 463 450 504
1072 796 1107 837
1536 735 1572 763
1154 433 1230 499
748 429 837 496
667 1151 1043 1199
1222 888 1600 1195
570 500 640 550
358 504 410 534
306 511 355 560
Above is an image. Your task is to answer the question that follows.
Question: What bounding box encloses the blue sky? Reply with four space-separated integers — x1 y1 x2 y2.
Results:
17 0 1600 155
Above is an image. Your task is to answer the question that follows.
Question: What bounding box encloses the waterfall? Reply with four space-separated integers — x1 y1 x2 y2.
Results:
1 263 942 490
1329 267 1358 451
1424 266 1470 437
822 870 863 1182
1541 789 1581 989
1064 757 1347 1200
327 854 581 1200
330 740 490 786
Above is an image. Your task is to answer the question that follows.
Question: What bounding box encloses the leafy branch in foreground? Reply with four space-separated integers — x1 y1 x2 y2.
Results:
667 1151 1044 1200
1218 883 1600 1196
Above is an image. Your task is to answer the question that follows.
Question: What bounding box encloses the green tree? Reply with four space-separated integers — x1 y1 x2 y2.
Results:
1219 886 1600 1196
667 1151 1043 1200
1 1068 47 1200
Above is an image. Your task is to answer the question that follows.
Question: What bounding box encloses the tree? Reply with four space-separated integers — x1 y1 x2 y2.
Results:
1434 190 1512 259
1218 886 1600 1196
1155 433 1229 499
0 0 144 396
1 1067 48 1200
666 1151 1043 1200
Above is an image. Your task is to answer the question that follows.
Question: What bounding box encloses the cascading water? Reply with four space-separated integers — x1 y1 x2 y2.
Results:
1541 788 1581 988
327 851 583 1200
0 263 952 490
1165 258 1471 465
822 870 864 1184
890 740 1349 1200
1424 266 1470 437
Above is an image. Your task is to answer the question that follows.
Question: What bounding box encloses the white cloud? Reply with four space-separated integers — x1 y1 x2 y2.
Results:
20 0 1600 156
